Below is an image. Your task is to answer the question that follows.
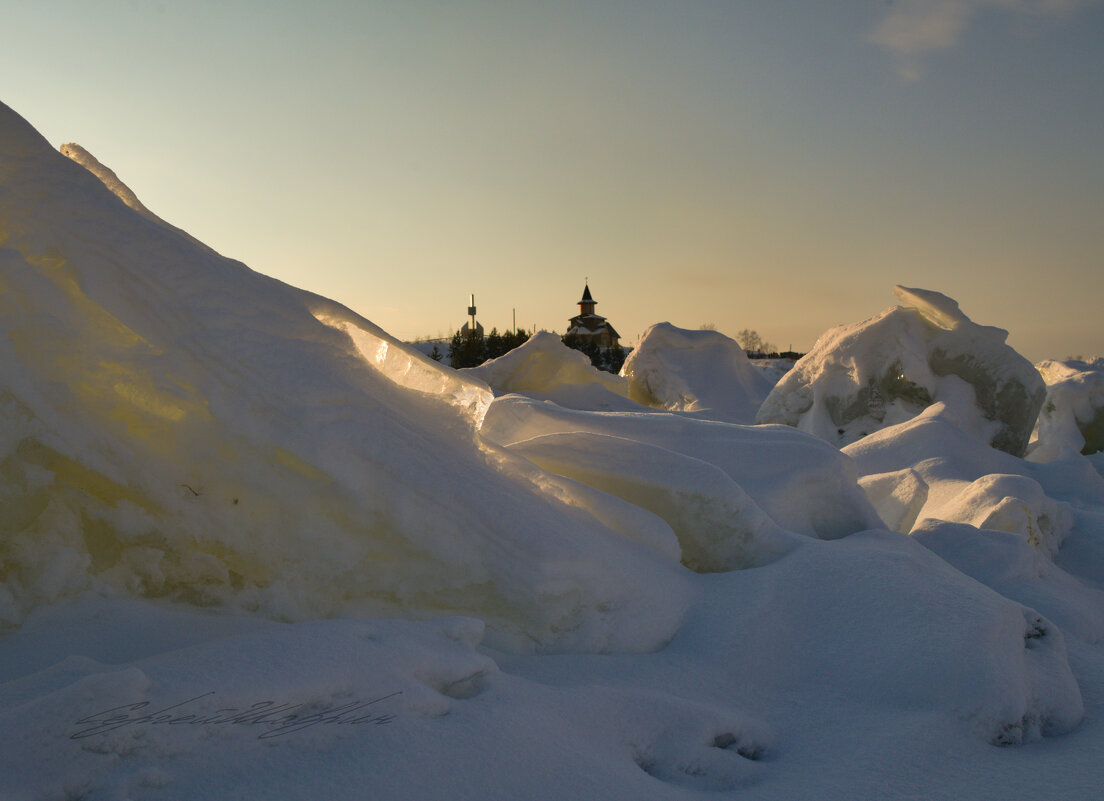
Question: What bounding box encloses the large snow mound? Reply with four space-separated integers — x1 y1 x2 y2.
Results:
756 286 1046 456
462 331 640 412
1029 358 1104 462
620 322 773 424
0 101 691 651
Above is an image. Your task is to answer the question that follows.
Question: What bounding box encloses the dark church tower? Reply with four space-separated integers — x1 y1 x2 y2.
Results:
566 282 620 349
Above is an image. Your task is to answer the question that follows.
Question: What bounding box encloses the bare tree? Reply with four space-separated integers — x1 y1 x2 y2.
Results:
735 329 776 354
736 328 762 352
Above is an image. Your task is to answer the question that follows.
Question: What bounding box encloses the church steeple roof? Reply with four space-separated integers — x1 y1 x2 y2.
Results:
567 280 620 348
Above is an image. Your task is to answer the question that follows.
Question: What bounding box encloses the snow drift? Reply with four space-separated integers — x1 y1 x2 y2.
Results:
620 323 773 424
462 330 640 412
844 402 1104 645
507 430 800 572
481 395 884 540
0 100 691 651
756 286 1046 456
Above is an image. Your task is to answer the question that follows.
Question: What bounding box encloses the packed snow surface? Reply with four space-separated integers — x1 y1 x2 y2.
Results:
3 100 1104 800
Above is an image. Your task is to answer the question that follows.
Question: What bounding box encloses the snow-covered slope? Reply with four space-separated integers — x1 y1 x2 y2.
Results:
57 142 209 252
0 100 690 652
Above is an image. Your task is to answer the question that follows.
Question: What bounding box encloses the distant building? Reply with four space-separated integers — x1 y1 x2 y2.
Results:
566 282 620 348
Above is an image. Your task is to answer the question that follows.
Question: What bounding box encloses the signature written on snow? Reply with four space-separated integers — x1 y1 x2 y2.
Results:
71 691 402 741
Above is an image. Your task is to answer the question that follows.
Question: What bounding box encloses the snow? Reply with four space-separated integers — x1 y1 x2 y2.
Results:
756 285 1046 456
462 330 641 412
620 322 774 424
3 99 1104 800
56 143 205 254
481 395 884 539
507 430 800 572
1029 357 1104 461
747 356 796 387
0 99 689 652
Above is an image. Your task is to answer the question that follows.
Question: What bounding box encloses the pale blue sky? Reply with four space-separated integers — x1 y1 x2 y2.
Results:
4 0 1102 360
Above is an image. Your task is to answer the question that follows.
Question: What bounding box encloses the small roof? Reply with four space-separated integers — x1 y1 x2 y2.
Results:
580 283 594 303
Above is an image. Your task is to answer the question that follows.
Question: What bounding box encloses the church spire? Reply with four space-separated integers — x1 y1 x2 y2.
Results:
579 282 595 315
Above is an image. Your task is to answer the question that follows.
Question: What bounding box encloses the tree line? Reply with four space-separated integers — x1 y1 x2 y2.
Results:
446 328 532 369
440 326 798 371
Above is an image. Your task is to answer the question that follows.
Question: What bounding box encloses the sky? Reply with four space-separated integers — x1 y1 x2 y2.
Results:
3 0 1102 360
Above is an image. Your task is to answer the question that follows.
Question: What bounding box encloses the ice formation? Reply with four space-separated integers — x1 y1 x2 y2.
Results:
0 100 692 650
620 323 774 424
1028 358 1104 461
756 286 1046 456
56 142 218 258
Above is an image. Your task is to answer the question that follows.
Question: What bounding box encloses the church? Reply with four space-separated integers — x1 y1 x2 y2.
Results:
565 282 620 349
